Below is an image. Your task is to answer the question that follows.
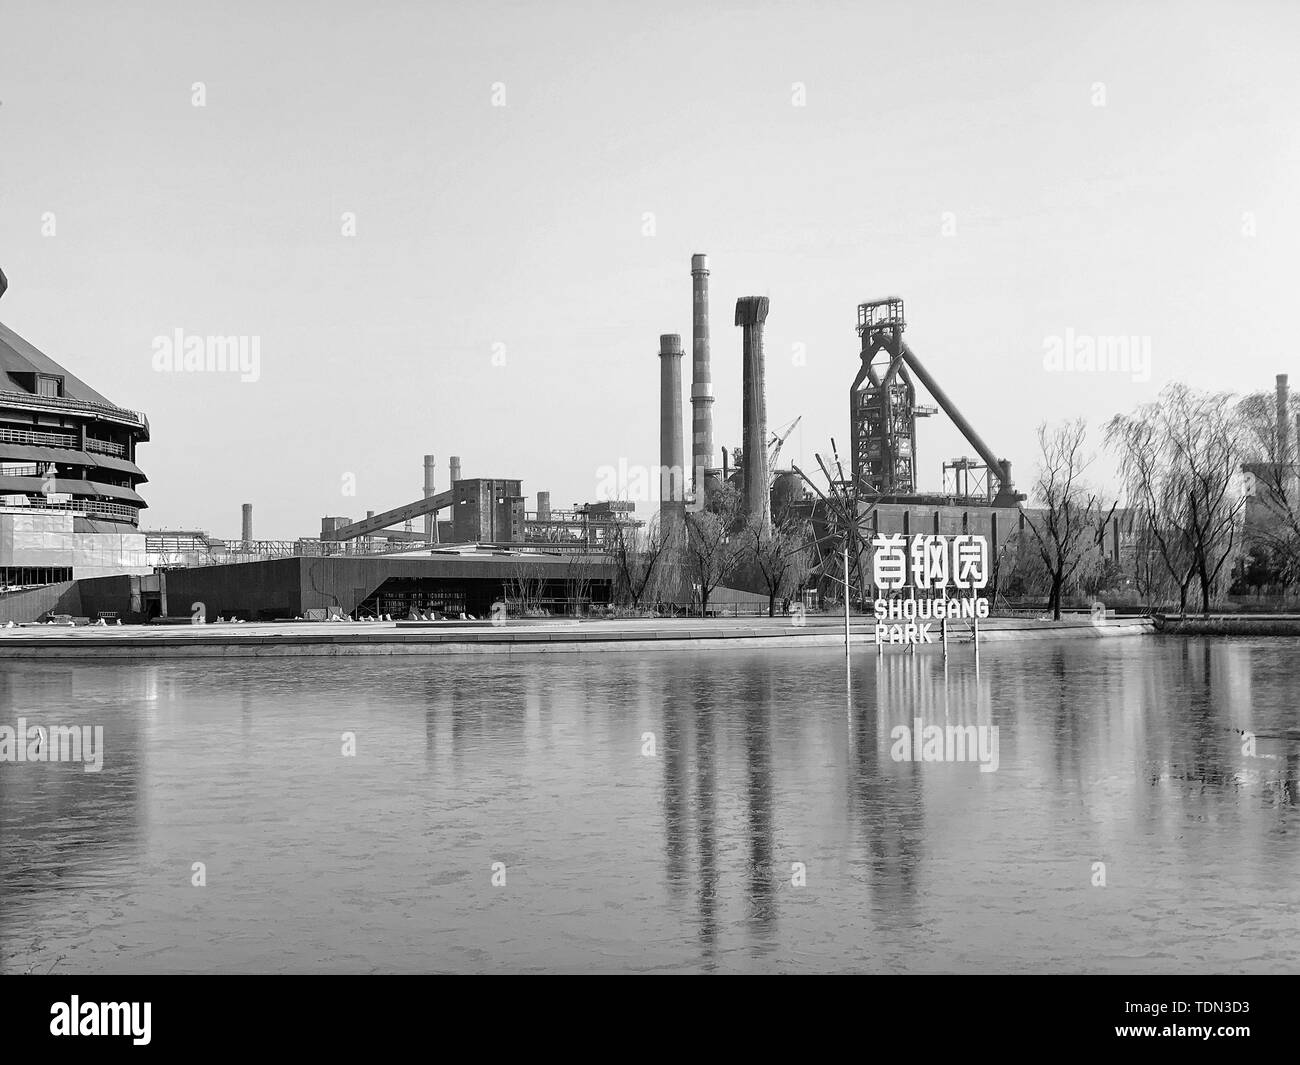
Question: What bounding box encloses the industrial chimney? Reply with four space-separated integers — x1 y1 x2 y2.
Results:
690 254 714 500
735 297 770 531
537 491 551 521
1277 375 1290 466
423 454 436 542
659 333 685 524
450 455 462 488
241 503 253 546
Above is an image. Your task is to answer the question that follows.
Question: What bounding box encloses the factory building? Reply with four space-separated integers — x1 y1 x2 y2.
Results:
71 546 615 622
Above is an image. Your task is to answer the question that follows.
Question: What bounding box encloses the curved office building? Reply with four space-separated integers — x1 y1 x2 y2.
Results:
0 320 150 589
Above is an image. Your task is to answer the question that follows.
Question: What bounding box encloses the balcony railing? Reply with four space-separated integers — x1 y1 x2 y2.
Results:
2 496 139 524
84 437 127 457
0 427 77 449
0 389 148 431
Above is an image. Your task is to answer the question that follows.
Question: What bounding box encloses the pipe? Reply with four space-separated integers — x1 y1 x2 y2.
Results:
659 334 685 524
898 340 1015 497
736 297 771 530
691 254 714 496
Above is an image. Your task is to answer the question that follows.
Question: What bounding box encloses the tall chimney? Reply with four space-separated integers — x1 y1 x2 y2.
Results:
450 455 461 487
659 333 685 524
736 297 770 531
537 491 551 521
691 253 714 499
423 454 436 542
241 503 253 545
1277 375 1290 466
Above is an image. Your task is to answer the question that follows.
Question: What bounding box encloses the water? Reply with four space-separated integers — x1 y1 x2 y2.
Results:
1 637 1297 973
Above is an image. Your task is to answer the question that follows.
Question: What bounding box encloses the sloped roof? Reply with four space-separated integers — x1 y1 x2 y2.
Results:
0 320 114 406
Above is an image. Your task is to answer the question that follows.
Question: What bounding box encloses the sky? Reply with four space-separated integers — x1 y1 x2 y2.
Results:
1 0 1297 539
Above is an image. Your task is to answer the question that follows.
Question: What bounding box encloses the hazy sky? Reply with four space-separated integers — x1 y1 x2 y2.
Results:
2 1 1297 538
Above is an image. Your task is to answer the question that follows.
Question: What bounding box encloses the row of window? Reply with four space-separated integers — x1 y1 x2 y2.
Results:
1 566 72 588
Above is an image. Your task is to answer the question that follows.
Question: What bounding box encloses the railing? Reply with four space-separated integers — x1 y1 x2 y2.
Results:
0 389 148 431
85 437 127 457
5 496 139 523
0 464 42 477
0 427 77 449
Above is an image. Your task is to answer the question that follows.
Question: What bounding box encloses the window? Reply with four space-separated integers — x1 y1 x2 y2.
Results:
36 375 63 397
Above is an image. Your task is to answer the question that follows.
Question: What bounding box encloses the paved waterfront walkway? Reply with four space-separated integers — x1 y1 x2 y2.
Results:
0 615 1154 658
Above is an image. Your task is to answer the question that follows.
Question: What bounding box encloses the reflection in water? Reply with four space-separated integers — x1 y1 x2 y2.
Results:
693 675 718 962
742 668 775 948
1 637 1298 974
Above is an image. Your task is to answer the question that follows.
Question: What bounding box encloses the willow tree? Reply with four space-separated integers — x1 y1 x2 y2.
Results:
743 514 813 617
1107 383 1247 614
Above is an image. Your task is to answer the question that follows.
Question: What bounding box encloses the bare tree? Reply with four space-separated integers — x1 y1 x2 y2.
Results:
508 556 549 615
1021 419 1108 620
609 514 672 611
1108 384 1247 614
1237 390 1300 594
682 491 741 617
743 514 812 617
563 549 599 615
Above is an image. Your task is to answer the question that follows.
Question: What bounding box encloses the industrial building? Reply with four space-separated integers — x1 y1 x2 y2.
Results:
1 254 1047 624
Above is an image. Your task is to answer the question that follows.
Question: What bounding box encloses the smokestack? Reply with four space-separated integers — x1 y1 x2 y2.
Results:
423 454 436 542
735 297 770 530
450 455 461 487
1277 375 1290 466
659 333 685 524
691 254 714 498
537 491 551 521
241 503 253 545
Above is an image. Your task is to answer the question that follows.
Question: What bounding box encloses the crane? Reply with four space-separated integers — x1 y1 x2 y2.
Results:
768 415 801 470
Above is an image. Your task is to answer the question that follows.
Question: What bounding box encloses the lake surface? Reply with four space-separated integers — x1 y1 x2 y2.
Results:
1 637 1297 973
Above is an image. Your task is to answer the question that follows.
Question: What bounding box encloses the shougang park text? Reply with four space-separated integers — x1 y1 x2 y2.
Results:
872 533 990 645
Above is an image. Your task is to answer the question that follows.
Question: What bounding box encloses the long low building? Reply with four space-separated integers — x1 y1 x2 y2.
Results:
68 545 617 622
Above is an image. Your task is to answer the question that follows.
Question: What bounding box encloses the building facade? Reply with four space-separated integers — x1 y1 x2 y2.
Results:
0 321 150 584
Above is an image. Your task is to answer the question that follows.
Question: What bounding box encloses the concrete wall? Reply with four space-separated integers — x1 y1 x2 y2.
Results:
0 508 149 578
0 509 74 567
0 580 81 624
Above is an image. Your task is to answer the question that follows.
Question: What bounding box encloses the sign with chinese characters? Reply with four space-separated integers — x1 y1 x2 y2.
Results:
872 534 990 645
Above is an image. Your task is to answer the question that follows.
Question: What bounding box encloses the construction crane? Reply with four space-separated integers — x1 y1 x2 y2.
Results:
768 415 802 470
